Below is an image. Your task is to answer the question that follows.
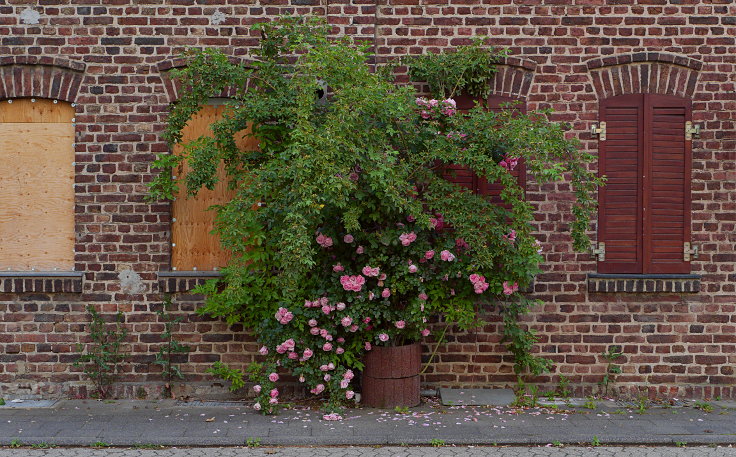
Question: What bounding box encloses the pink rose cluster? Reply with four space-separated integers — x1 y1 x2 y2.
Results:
430 213 445 231
416 97 456 118
340 275 366 292
499 154 519 171
361 265 380 277
304 297 329 308
469 274 489 294
440 250 456 261
316 233 333 248
275 307 294 324
275 338 296 354
502 229 517 244
399 232 417 246
503 280 519 296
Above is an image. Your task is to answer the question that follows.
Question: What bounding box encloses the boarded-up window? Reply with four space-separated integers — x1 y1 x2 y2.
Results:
442 94 526 205
171 103 257 271
0 99 75 271
598 94 692 274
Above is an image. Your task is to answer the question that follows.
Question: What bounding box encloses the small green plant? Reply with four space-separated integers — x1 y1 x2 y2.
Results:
635 396 649 414
245 437 261 448
0 398 5 406
675 441 687 448
551 440 563 447
598 346 623 397
154 296 191 396
512 377 537 407
556 375 571 399
74 305 128 399
136 387 147 400
134 444 164 449
30 442 54 449
543 391 557 401
591 436 601 447
394 405 409 414
9 439 22 448
612 409 626 415
91 441 109 448
582 396 597 410
694 401 714 413
430 438 445 447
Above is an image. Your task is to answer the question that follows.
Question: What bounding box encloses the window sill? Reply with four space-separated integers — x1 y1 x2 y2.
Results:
159 271 222 293
587 273 701 293
0 271 84 294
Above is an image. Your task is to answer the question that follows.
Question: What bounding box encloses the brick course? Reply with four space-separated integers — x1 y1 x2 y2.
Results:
0 1 734 401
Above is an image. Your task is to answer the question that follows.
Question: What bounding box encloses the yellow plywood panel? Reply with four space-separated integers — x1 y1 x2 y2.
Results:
0 99 75 123
0 122 75 270
171 105 259 271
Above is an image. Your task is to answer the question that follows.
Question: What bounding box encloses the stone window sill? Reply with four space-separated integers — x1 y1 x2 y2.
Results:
0 271 84 293
587 273 701 293
159 271 222 293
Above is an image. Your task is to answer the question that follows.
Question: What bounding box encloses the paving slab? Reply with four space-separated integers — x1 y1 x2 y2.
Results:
439 388 515 406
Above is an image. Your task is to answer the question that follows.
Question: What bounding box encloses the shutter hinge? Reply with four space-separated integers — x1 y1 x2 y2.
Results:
591 242 606 261
591 122 606 141
685 121 701 141
684 242 699 261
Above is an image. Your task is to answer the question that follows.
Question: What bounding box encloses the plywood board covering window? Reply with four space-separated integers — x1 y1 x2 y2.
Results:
0 99 75 270
171 104 257 271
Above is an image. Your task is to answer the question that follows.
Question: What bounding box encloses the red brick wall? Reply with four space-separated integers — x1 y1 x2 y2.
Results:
0 1 733 401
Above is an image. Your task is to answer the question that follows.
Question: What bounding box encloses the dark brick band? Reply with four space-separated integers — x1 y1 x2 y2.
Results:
587 274 701 294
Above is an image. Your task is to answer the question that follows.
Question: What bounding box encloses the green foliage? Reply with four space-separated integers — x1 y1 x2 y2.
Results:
29 443 54 449
430 439 446 447
551 440 563 447
394 406 409 414
694 400 714 413
0 398 5 406
598 346 623 397
635 396 649 414
91 441 109 448
245 437 262 448
9 439 21 448
582 396 597 410
556 375 571 399
675 441 688 448
74 305 128 399
591 436 601 447
149 16 602 413
406 38 506 100
207 361 247 392
153 296 191 390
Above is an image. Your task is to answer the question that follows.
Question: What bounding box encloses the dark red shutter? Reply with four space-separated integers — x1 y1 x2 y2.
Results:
598 94 644 274
598 94 691 274
644 95 691 274
447 93 526 204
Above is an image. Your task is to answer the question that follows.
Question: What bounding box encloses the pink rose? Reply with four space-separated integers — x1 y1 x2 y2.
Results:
340 379 349 389
341 316 353 327
425 250 435 260
408 264 418 273
310 327 320 335
336 347 344 354
268 373 279 382
323 343 333 351
395 320 405 329
303 348 313 359
340 275 366 292
322 304 331 315
418 292 428 301
399 232 417 246
270 388 279 398
336 302 346 311
299 375 305 383
324 374 331 382
378 333 389 342
365 342 372 350
337 337 345 343
259 346 269 355
275 307 294 324
333 263 344 272
288 352 298 359
320 364 329 371
407 215 416 222
346 390 355 400
421 328 430 337
356 246 365 254
440 250 455 261
503 281 519 296
350 324 359 332
308 319 318 327
381 288 391 298
362 266 380 277
328 363 335 370
502 229 517 244
269 397 278 405
253 384 262 393
344 234 354 243
253 402 261 411
316 233 333 248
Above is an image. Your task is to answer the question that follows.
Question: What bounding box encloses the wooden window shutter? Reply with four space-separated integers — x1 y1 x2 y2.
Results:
597 94 691 274
644 95 691 274
442 94 527 203
171 104 257 271
598 94 644 274
0 99 75 271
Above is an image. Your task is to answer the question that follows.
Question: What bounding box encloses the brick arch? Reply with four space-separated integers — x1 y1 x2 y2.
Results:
157 57 251 103
586 53 701 99
0 56 86 102
489 57 537 99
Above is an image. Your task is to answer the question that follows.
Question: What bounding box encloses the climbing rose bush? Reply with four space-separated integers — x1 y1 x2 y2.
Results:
150 17 601 415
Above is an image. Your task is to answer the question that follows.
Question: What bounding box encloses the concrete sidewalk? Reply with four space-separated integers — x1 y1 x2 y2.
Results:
0 398 734 447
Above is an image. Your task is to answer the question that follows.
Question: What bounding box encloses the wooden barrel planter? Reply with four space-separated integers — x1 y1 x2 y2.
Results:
361 343 421 408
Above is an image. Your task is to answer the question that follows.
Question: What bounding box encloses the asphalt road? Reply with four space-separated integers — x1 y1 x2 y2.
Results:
0 447 734 456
